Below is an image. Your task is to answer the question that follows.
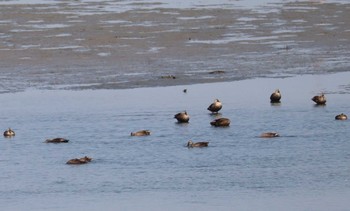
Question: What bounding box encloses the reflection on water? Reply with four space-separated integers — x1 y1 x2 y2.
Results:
0 72 350 210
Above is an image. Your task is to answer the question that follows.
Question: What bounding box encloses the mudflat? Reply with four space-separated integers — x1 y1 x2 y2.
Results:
0 1 349 92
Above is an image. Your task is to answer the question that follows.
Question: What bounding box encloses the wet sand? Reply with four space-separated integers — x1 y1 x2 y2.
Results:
0 1 350 92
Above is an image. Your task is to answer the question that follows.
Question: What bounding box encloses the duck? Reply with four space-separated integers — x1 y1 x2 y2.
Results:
161 75 176 79
3 128 15 137
210 118 230 127
260 132 280 138
131 130 151 136
66 156 92 165
207 99 222 113
187 140 209 148
270 89 281 103
312 93 326 105
208 70 225 74
335 113 347 120
174 111 190 123
45 138 69 143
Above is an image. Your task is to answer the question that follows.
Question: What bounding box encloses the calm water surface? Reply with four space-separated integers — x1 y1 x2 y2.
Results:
0 72 350 210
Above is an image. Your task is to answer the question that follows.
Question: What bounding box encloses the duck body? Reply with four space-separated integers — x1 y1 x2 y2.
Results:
335 113 347 120
187 140 209 148
174 111 190 123
260 132 280 138
210 118 230 127
312 94 326 105
3 128 15 137
131 130 151 136
207 99 222 113
45 138 69 143
270 89 281 103
66 156 92 165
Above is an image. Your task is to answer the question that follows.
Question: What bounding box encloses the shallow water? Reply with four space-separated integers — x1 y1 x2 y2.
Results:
1 72 350 210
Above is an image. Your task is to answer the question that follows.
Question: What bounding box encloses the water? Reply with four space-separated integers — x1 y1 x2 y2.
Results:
1 72 350 210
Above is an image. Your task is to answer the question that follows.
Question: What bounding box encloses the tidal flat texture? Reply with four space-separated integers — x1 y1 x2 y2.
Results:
0 0 350 92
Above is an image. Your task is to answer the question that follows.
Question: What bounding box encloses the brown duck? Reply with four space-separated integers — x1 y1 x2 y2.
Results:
312 93 326 105
260 132 280 138
45 138 69 143
3 128 15 137
131 130 151 136
207 99 222 113
174 111 190 123
270 89 281 103
187 140 209 148
210 118 230 127
66 156 92 165
335 113 347 120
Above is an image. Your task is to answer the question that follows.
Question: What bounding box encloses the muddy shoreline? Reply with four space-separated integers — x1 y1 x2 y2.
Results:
0 1 349 93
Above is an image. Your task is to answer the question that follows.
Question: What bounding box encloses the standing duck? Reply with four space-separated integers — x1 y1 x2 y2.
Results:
270 89 281 103
3 128 15 137
187 140 209 148
174 111 190 123
335 113 347 120
312 93 326 105
210 118 230 127
207 99 222 113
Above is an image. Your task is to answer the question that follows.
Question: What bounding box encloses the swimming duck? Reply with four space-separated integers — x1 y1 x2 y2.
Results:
3 128 15 137
210 118 230 127
187 140 209 148
335 113 347 120
174 111 190 123
131 130 151 136
45 138 69 143
270 89 281 103
161 75 176 79
66 156 92 165
207 99 222 113
260 132 280 138
208 70 225 74
312 93 326 105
